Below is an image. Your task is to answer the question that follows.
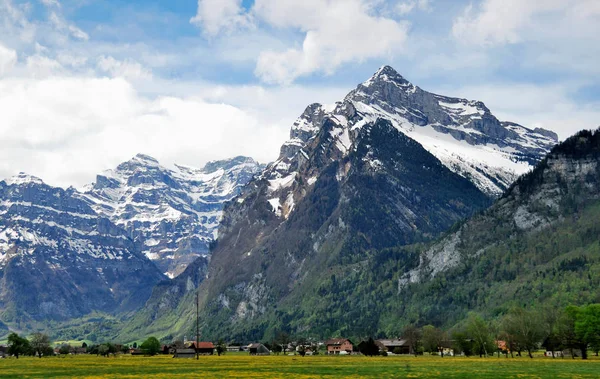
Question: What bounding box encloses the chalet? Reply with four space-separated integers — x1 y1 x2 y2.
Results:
173 349 196 358
376 339 410 355
441 347 455 357
129 348 144 356
325 338 354 355
248 343 270 356
497 340 508 353
227 345 243 352
188 342 215 355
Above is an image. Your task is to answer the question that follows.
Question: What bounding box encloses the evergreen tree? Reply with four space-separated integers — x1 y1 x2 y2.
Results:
140 337 161 356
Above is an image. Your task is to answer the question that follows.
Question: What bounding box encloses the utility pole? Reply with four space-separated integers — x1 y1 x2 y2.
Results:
196 293 200 360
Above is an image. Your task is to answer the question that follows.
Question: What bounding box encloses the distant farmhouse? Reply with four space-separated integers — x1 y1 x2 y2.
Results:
188 342 215 355
376 339 411 355
248 343 270 356
173 349 196 358
325 338 354 355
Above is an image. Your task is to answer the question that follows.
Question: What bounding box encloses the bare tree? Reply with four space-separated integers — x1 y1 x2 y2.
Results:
403 324 422 356
501 308 546 359
466 313 493 358
30 333 52 358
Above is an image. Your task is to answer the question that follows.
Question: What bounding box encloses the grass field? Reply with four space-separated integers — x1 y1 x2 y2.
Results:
1 354 599 378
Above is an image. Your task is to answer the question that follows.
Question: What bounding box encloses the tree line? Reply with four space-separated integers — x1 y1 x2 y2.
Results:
5 333 168 358
395 304 600 359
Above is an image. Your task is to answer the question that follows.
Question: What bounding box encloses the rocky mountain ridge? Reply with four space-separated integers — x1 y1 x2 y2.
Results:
0 155 263 331
80 155 264 278
276 66 557 201
0 173 164 323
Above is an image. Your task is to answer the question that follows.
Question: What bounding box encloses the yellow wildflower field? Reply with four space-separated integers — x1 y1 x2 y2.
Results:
0 354 599 378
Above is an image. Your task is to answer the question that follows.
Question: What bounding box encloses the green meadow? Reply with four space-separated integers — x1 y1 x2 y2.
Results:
1 354 599 378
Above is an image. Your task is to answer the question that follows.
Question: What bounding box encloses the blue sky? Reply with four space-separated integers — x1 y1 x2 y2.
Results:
0 0 599 187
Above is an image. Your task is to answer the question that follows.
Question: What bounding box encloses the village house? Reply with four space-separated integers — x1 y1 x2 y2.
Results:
188 342 215 355
248 343 270 356
441 347 455 357
227 345 243 352
375 339 411 355
325 338 354 355
296 345 315 355
173 348 196 358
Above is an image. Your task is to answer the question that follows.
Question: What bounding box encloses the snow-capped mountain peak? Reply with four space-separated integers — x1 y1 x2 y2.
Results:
361 65 416 92
265 66 558 221
0 173 165 320
80 155 264 278
3 172 44 186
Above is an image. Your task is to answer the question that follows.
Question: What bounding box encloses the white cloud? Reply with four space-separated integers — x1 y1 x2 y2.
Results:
448 0 600 79
252 0 410 84
25 54 63 77
56 52 88 68
0 43 17 76
397 0 431 15
451 0 593 46
41 0 60 8
190 0 252 36
0 75 290 188
0 0 36 44
49 11 89 41
0 1 351 188
97 55 152 80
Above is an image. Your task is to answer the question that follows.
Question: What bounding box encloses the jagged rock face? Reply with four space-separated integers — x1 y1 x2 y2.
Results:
278 66 557 197
0 173 164 322
254 65 557 231
131 119 493 341
80 155 264 278
400 128 600 289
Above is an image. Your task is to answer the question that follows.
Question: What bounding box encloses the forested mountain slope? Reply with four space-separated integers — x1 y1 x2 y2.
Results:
384 128 600 331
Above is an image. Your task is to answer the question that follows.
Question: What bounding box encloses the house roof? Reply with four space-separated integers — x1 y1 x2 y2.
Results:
189 342 214 349
376 339 408 347
324 338 351 346
248 343 264 349
175 349 196 354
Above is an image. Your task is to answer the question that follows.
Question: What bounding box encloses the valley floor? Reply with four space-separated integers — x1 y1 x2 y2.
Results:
0 354 599 378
